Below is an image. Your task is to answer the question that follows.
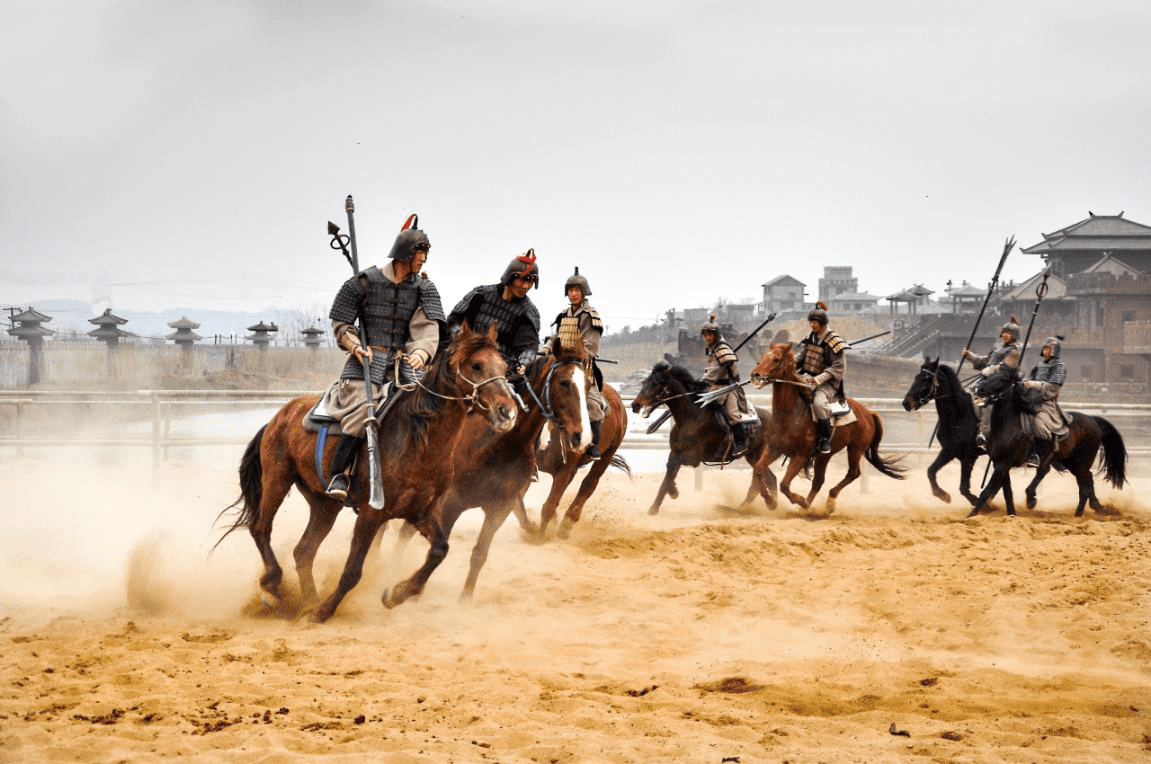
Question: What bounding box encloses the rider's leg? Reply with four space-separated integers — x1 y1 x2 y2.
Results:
975 401 990 451
326 433 363 499
812 388 832 454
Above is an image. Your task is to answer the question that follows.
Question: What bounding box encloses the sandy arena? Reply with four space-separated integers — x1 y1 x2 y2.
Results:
1 447 1148 763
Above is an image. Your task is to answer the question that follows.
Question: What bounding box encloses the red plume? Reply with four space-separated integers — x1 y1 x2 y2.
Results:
400 213 418 232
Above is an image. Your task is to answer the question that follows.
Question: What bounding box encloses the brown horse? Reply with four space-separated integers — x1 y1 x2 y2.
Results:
750 342 905 512
219 322 518 623
393 338 594 598
535 381 630 539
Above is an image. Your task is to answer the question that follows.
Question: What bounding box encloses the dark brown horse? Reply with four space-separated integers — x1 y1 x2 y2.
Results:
630 360 772 515
535 381 630 539
901 356 982 506
749 342 905 512
393 338 594 598
219 322 518 622
968 376 1127 517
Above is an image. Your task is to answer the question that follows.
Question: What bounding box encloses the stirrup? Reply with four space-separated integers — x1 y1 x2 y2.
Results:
586 445 602 460
816 438 831 455
975 433 988 452
326 473 350 500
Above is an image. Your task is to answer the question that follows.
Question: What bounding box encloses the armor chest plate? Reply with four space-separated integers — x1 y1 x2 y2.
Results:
361 276 420 349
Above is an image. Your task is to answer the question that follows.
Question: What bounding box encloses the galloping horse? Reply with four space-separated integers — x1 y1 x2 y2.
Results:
630 360 771 515
219 322 518 622
394 338 593 598
535 381 630 539
966 374 1127 517
749 342 905 512
901 356 982 506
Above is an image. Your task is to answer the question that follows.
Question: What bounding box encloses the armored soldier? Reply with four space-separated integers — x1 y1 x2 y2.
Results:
553 267 605 459
961 316 1022 451
701 314 752 454
1022 335 1069 463
795 301 847 454
321 215 446 499
448 249 542 375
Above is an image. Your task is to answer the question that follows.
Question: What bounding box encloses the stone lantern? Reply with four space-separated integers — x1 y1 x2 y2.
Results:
166 316 202 349
301 323 325 350
87 308 131 347
246 320 278 349
7 306 55 384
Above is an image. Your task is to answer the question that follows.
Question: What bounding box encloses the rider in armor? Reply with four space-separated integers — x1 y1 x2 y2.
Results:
701 314 752 455
962 316 1022 452
1022 335 1069 465
322 214 446 500
448 249 542 376
795 301 847 454
553 267 605 459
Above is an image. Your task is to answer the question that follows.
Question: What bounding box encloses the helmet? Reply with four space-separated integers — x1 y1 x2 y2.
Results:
563 266 592 297
1042 335 1063 358
1000 315 1020 342
806 301 829 326
500 248 539 288
388 213 430 262
700 313 722 340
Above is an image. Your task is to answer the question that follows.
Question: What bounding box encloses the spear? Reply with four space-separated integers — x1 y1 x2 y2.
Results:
958 235 1015 374
327 196 385 510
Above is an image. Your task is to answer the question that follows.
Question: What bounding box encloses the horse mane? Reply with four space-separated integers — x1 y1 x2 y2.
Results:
666 363 707 393
390 326 496 453
934 360 972 405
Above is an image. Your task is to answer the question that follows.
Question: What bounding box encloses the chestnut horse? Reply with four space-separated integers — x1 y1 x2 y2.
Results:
219 322 518 623
393 338 594 598
535 381 630 539
750 342 905 512
630 360 772 515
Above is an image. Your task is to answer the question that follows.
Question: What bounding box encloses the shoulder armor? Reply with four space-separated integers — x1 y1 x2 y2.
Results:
825 332 848 353
329 272 368 324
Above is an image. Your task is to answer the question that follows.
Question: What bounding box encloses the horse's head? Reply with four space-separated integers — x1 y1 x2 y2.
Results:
535 338 592 450
750 343 796 387
449 322 518 432
903 354 941 412
630 359 672 418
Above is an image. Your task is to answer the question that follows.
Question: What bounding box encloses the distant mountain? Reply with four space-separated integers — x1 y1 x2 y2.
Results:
10 299 329 345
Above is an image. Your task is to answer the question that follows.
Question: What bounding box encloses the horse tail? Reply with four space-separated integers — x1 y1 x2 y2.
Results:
865 413 906 480
1092 416 1128 489
213 424 266 548
609 453 632 477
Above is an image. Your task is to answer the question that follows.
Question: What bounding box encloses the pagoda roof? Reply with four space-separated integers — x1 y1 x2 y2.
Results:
1081 253 1142 276
11 306 54 323
165 329 202 341
88 308 128 326
88 326 133 339
886 284 934 301
829 291 879 302
1000 271 1067 302
247 321 278 332
8 323 55 338
762 274 805 288
301 325 325 336
168 316 201 329
1021 211 1151 254
945 282 985 298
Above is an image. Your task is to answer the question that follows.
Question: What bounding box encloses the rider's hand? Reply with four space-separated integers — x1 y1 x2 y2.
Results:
981 365 995 377
405 351 425 372
354 346 372 362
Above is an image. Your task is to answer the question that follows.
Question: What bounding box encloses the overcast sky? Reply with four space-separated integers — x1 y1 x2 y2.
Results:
3 0 1151 333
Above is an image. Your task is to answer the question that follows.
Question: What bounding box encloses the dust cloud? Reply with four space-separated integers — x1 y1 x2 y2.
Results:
1 442 1149 761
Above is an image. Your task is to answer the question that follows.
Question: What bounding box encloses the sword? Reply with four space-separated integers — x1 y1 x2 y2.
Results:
328 196 385 510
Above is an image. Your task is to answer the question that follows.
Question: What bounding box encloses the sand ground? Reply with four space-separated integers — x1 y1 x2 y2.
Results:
1 448 1148 763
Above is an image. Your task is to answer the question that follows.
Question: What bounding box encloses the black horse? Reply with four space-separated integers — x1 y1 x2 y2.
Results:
905 356 1127 517
630 360 772 515
902 356 982 506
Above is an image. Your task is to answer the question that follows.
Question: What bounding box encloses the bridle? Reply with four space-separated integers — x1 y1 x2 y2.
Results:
409 355 515 413
520 357 583 428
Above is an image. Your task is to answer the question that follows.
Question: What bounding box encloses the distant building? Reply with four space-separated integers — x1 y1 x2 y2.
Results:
828 291 880 314
818 266 857 303
87 308 131 347
166 316 202 349
885 284 934 314
761 275 805 315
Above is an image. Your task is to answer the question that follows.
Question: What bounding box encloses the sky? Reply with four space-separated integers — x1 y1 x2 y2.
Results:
4 0 1151 335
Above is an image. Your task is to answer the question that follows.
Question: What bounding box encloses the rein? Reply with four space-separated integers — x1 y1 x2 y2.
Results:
519 358 583 428
411 363 512 413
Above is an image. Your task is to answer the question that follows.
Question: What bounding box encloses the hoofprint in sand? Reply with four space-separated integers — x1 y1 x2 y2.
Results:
1 453 1148 762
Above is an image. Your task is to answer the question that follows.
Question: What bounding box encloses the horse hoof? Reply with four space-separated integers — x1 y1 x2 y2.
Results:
1026 496 1037 510
381 588 400 610
259 591 281 609
668 487 679 499
934 491 952 504
558 520 575 539
647 506 660 516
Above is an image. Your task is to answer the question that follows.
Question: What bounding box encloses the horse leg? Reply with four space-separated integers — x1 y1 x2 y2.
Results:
248 467 295 609
311 509 387 623
382 515 450 609
969 466 1006 517
292 502 341 608
1001 471 1016 516
559 456 612 538
461 504 515 600
1024 464 1052 510
824 450 864 514
754 455 779 510
649 457 683 515
779 457 808 509
1070 465 1101 517
538 463 574 540
958 455 980 507
805 454 833 509
926 450 955 503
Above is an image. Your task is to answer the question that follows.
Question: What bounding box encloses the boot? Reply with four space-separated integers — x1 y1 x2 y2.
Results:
815 419 832 454
1028 437 1051 468
325 434 363 500
975 431 988 453
731 421 748 454
586 420 603 460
